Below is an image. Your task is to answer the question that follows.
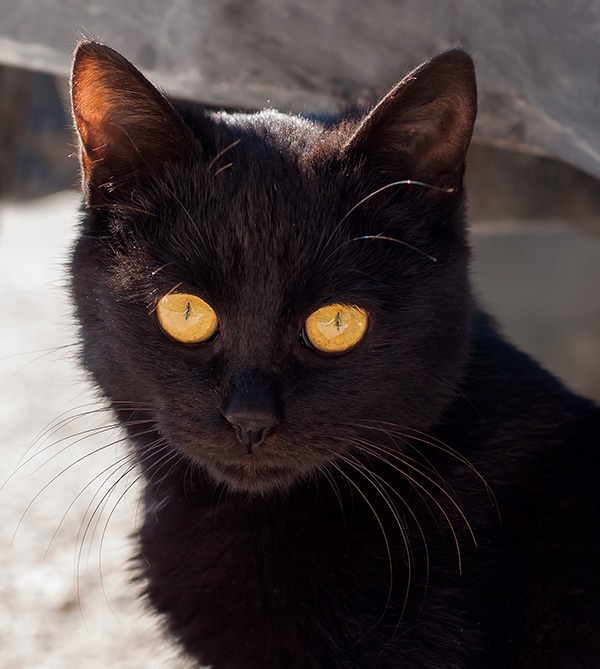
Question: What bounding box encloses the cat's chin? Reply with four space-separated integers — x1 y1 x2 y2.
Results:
204 457 309 496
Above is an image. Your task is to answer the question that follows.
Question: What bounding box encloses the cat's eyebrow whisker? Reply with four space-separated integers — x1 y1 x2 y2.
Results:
164 184 197 228
346 234 438 263
151 263 174 277
207 138 241 171
115 204 159 218
214 162 233 177
147 282 183 315
316 179 455 262
339 180 456 227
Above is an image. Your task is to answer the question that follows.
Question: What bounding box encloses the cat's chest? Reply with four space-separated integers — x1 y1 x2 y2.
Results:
137 481 494 669
141 486 360 600
139 487 373 667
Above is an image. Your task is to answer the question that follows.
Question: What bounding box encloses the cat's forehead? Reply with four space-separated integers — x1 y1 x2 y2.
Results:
152 115 365 280
126 109 411 319
220 109 326 156
163 169 356 298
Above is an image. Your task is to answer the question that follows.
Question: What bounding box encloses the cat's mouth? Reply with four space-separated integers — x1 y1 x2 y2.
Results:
187 430 323 494
160 420 321 495
206 455 307 495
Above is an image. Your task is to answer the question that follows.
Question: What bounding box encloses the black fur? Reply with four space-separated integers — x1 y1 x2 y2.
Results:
70 42 600 668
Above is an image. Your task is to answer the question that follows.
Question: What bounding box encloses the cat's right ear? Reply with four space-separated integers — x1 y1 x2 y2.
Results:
71 41 193 199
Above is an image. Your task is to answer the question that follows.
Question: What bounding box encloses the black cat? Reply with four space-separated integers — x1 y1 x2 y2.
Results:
70 41 600 668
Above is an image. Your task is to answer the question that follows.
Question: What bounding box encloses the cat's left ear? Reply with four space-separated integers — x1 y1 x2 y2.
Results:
345 50 477 191
71 41 194 197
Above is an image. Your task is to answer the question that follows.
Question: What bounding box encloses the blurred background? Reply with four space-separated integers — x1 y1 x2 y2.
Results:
0 2 599 667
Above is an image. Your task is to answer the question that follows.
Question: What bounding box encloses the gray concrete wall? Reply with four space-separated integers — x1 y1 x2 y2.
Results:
0 0 599 179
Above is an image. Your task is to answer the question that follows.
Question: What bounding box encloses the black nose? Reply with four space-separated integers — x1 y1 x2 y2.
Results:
222 370 282 452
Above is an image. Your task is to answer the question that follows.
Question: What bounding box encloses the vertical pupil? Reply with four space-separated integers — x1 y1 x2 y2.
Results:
335 311 342 330
184 301 191 320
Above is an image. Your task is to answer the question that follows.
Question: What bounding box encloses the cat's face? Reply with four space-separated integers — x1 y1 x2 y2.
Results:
71 43 476 494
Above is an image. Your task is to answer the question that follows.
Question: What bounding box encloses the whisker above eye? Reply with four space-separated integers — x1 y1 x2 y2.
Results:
315 179 454 263
207 139 242 171
147 282 183 315
345 234 438 263
338 180 456 228
151 263 174 277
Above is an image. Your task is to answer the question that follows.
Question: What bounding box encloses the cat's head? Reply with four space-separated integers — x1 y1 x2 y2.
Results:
70 42 476 495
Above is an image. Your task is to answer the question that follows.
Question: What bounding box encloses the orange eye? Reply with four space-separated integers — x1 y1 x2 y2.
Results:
304 303 368 353
156 293 218 344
